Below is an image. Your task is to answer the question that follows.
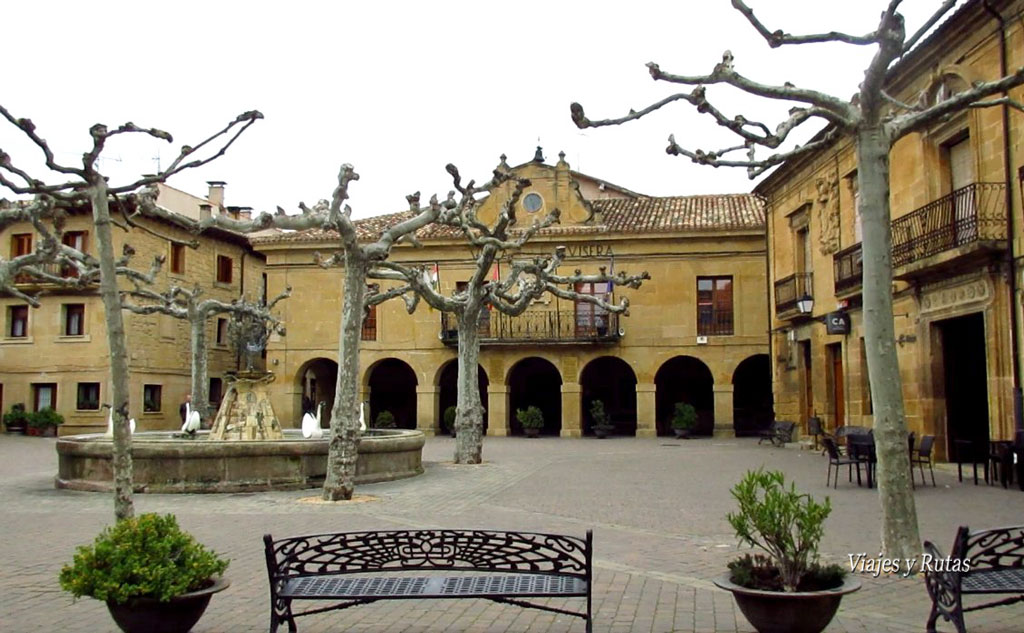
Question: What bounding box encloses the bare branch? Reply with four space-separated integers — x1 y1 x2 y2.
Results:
730 0 879 48
892 67 1024 137
967 96 1024 114
666 127 843 178
0 104 83 177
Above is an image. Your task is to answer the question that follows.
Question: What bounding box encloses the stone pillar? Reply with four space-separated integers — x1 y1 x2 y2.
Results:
713 383 735 438
636 382 657 438
561 382 582 438
487 385 510 436
416 385 439 436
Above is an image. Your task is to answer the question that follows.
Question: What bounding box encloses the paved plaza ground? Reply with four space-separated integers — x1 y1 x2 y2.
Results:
1 433 1022 632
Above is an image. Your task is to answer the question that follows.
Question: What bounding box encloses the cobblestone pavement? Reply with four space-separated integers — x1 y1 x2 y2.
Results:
2 433 1022 632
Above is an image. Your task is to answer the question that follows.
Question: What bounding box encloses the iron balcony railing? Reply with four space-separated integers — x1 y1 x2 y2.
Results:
440 310 621 345
774 272 812 316
891 183 1007 269
12 262 85 285
833 243 863 295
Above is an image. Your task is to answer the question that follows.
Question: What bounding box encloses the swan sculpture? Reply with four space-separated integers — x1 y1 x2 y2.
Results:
359 402 367 432
102 403 136 437
181 400 201 434
301 401 324 439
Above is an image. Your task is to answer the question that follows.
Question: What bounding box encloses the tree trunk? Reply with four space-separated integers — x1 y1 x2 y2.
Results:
454 307 485 464
189 309 210 423
857 126 921 561
322 254 367 500
89 180 134 521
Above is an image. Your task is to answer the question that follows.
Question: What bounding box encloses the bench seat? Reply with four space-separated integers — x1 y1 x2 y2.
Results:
281 573 588 600
961 567 1024 594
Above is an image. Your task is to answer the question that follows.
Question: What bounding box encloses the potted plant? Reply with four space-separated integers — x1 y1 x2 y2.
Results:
27 406 63 437
516 406 544 437
3 403 29 434
374 410 396 429
671 402 697 439
590 400 614 439
714 469 860 633
59 513 230 633
443 405 457 437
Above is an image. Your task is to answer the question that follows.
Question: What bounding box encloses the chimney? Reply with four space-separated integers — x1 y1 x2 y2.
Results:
199 204 212 221
238 206 253 221
207 181 227 209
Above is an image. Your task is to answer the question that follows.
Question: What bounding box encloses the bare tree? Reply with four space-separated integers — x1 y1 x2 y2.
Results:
370 164 649 464
570 1 1024 561
0 104 262 520
120 281 291 422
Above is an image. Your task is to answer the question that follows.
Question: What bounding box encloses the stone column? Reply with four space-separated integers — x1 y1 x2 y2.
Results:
561 382 582 438
636 382 657 438
487 385 509 436
713 383 735 438
416 385 439 436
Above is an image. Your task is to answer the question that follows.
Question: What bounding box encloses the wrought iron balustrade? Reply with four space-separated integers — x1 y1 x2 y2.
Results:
440 310 621 345
773 272 812 316
833 243 863 295
891 183 1006 269
12 262 84 285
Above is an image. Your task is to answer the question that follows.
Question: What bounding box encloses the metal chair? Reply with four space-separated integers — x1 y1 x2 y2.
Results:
911 435 936 487
822 436 860 488
808 416 824 451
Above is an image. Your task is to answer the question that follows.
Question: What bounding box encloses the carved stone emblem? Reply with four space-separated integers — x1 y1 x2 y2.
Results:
816 174 840 255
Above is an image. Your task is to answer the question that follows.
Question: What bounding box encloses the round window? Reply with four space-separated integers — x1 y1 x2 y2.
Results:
522 192 543 213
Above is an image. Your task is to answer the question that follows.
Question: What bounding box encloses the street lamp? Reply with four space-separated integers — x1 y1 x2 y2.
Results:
796 294 814 315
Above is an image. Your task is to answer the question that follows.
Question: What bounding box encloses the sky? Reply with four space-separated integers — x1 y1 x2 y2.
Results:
1 1 962 219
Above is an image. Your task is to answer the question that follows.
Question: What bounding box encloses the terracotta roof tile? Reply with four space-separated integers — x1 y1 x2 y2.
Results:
251 194 764 245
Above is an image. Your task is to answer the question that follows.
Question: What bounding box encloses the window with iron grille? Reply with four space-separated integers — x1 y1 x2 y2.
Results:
697 276 733 336
64 304 85 336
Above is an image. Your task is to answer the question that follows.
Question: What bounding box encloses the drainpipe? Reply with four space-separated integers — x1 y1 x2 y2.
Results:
762 192 777 421
983 0 1022 432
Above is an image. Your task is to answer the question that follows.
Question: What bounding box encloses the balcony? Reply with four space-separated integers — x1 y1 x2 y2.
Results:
440 310 621 346
833 243 863 296
891 183 1007 278
12 262 91 288
774 272 813 318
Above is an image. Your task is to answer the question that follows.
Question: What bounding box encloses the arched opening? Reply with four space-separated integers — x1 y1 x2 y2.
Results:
367 358 418 430
655 356 714 436
732 354 774 437
295 358 338 429
580 357 637 436
507 357 562 436
438 360 489 435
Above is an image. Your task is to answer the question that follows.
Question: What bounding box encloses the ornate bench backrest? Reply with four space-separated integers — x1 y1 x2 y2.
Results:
964 525 1024 570
265 529 592 580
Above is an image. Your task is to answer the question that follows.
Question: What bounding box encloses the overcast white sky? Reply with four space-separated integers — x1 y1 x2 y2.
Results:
1 1 961 218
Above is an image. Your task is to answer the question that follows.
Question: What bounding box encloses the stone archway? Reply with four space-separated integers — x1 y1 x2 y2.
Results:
438 360 489 435
367 358 418 430
655 356 714 436
294 357 338 429
580 356 637 436
507 357 562 436
732 354 774 437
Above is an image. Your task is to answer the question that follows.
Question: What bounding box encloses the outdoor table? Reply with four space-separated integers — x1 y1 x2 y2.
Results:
847 434 876 488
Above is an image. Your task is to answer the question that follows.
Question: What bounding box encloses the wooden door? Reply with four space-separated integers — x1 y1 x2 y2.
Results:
828 343 845 429
802 342 813 425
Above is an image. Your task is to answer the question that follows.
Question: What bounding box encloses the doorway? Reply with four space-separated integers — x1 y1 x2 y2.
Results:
938 312 989 455
827 343 845 429
801 341 814 428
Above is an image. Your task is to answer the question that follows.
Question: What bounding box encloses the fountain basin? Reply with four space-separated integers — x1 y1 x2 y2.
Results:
55 429 424 493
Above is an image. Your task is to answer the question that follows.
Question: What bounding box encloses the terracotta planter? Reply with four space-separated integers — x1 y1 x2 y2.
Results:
714 573 860 633
106 576 230 633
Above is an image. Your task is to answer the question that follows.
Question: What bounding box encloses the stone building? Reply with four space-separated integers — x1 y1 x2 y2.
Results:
755 0 1024 459
254 153 771 437
0 183 265 434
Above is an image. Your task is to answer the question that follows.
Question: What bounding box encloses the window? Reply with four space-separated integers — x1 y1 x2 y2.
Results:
76 383 100 410
697 276 733 336
170 243 185 275
61 231 88 277
216 318 228 345
216 255 233 284
209 378 223 409
362 302 377 341
848 173 862 244
32 383 57 411
8 305 28 338
143 384 162 413
63 304 85 336
574 281 610 337
11 233 32 257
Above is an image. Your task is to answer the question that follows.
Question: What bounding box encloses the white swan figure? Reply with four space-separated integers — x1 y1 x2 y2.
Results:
301 401 324 439
102 403 136 437
181 400 201 434
359 402 367 433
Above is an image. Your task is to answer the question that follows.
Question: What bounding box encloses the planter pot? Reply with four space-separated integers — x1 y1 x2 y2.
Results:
106 576 230 633
27 426 57 437
714 573 860 633
4 422 27 434
673 428 690 439
524 427 540 438
593 427 611 439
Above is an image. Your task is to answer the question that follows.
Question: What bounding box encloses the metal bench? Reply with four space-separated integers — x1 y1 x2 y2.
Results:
924 525 1024 633
758 420 795 446
263 528 593 633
